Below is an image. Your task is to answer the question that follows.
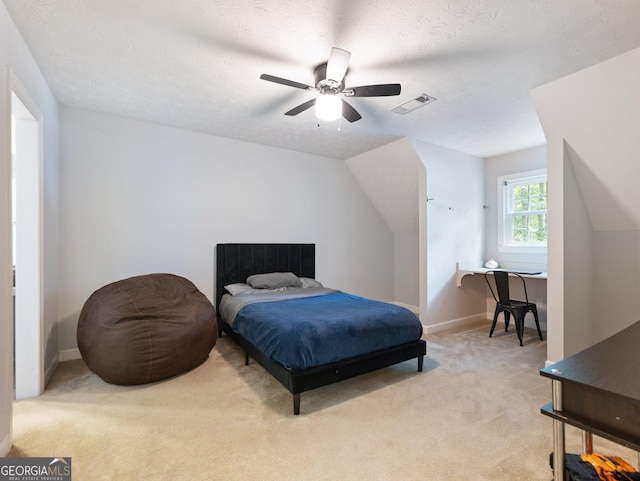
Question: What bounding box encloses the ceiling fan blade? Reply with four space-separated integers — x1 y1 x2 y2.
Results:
346 84 402 97
326 47 351 83
341 99 362 123
284 98 317 116
260 74 312 90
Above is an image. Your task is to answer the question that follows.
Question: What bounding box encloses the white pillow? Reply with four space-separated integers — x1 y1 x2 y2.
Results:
224 283 252 295
224 282 292 296
299 277 323 288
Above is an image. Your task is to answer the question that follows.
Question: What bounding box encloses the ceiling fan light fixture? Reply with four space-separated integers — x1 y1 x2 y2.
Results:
315 94 341 121
260 46 401 123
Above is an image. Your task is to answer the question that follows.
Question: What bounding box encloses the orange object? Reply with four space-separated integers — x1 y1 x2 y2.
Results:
581 453 638 481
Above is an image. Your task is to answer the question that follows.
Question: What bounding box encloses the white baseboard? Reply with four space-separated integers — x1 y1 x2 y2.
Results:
58 348 81 362
44 353 59 387
42 349 81 389
424 313 489 335
0 433 10 457
390 302 419 315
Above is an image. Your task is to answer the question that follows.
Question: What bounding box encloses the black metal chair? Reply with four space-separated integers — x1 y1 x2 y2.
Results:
484 270 543 346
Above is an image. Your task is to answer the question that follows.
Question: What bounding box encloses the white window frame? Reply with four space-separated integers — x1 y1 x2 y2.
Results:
497 168 547 254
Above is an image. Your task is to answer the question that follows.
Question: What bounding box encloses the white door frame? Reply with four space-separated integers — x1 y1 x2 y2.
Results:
9 69 44 400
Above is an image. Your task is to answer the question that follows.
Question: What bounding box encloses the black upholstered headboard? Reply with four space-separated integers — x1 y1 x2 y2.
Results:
215 243 315 308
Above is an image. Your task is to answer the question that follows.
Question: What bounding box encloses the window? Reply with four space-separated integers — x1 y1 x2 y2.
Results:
498 169 547 252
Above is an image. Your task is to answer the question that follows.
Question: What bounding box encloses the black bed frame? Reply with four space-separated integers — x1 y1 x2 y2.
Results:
215 243 427 415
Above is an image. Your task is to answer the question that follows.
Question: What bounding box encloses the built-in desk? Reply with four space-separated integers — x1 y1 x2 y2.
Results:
455 263 547 287
540 321 640 479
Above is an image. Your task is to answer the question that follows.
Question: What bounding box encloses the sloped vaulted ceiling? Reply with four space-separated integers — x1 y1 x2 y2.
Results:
532 47 640 231
346 138 422 235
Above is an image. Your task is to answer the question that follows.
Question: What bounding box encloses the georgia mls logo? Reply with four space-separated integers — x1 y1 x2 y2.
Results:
48 458 71 475
0 457 71 481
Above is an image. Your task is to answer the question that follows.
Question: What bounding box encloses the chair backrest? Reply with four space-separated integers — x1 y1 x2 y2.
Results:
492 270 511 304
485 270 510 304
484 270 530 304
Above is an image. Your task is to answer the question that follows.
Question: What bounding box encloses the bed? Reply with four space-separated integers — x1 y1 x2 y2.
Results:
215 243 427 415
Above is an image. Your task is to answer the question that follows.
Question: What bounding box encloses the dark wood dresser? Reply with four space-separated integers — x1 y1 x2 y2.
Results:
540 320 640 479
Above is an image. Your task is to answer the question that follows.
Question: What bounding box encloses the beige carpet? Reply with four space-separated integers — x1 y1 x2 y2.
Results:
10 321 636 480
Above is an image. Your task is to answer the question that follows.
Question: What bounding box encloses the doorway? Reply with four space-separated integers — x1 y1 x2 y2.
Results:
11 83 43 400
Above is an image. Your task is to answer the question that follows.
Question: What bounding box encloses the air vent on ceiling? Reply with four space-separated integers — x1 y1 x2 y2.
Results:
391 94 437 115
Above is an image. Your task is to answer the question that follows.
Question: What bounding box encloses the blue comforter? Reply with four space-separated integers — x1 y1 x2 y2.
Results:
233 292 423 371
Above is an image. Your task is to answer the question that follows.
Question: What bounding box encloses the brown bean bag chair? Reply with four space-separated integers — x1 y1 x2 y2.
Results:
77 273 217 385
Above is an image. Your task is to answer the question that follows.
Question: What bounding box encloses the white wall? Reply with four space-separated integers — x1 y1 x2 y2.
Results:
543 137 566 363
57 107 394 355
533 47 640 361
0 1 59 455
411 139 487 329
345 138 423 311
593 230 640 340
393 233 419 309
561 142 596 357
484 145 548 330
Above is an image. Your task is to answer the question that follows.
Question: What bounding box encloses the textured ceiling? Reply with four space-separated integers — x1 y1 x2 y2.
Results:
4 0 640 159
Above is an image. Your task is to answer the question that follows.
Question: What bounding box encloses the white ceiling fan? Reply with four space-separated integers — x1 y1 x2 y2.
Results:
260 47 401 122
